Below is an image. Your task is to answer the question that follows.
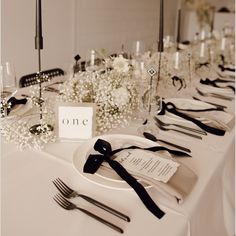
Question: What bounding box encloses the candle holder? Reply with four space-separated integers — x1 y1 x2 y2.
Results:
29 0 53 135
156 0 164 91
29 57 53 135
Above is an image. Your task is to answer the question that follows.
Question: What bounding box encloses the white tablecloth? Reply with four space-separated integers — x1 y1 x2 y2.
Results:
1 95 235 236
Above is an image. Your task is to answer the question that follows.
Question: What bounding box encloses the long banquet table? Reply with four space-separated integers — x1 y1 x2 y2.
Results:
1 82 235 236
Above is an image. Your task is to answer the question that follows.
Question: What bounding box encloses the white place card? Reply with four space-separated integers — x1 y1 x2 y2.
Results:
108 149 180 183
55 102 96 141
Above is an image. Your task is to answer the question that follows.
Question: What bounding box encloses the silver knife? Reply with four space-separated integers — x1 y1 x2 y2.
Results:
143 132 191 153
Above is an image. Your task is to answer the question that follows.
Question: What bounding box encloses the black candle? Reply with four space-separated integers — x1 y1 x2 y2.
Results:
158 0 164 52
210 8 215 33
35 0 43 49
176 9 181 45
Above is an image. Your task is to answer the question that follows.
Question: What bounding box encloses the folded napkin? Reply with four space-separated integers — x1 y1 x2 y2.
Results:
84 139 167 219
198 84 235 98
219 64 235 72
6 97 27 115
103 151 197 203
131 157 198 204
200 78 235 93
218 64 235 78
180 110 233 131
159 102 226 136
167 97 234 130
83 138 199 219
178 43 190 50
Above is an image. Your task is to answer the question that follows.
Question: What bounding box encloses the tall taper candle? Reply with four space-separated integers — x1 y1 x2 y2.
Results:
35 0 43 50
210 7 215 33
158 0 164 52
176 8 181 46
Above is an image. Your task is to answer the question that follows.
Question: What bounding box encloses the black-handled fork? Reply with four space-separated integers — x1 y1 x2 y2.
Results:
53 178 130 222
54 193 124 234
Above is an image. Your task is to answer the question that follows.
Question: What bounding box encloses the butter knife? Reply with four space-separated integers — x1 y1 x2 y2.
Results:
143 132 191 153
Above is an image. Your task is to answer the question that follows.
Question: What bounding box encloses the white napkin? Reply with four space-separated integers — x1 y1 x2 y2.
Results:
198 84 234 98
122 152 198 204
165 98 234 130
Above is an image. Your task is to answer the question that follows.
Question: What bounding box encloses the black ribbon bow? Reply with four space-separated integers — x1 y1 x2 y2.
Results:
83 138 166 219
6 97 27 115
219 54 235 73
218 64 235 72
196 62 209 70
200 78 235 93
171 76 186 91
159 102 225 136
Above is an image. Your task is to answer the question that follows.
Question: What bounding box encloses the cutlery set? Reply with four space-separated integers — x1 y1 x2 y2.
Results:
151 89 233 141
53 178 129 233
153 116 204 140
155 117 207 136
155 121 203 139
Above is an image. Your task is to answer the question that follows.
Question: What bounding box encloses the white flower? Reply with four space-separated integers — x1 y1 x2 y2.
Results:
112 87 130 107
112 55 129 73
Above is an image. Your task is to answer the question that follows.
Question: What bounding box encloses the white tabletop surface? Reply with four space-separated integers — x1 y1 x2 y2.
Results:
1 79 235 236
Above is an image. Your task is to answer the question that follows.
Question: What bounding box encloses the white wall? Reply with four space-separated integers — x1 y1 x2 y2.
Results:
74 0 179 59
1 0 179 80
1 0 74 79
208 0 235 11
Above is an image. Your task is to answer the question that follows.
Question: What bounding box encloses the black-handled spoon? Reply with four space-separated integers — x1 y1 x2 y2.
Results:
143 132 191 154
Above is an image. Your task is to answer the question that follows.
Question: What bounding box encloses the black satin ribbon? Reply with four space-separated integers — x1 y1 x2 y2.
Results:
171 76 186 91
159 102 225 136
218 64 235 72
200 78 235 93
83 139 167 219
220 54 225 65
196 62 209 70
6 97 27 115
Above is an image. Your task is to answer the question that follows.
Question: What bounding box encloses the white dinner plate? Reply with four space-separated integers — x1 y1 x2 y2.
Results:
163 98 214 124
73 134 166 190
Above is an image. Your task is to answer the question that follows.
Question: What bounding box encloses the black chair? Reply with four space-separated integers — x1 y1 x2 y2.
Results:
19 68 64 87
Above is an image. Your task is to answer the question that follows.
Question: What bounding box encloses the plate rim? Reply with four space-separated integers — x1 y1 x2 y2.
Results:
72 134 158 190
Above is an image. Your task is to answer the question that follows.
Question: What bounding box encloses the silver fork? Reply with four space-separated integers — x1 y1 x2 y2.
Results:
53 178 130 222
54 193 124 234
196 88 234 101
155 120 202 139
154 117 207 135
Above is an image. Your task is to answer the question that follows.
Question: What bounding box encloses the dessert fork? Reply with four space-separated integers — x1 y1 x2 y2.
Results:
53 178 130 222
154 117 207 135
155 119 202 139
54 193 123 234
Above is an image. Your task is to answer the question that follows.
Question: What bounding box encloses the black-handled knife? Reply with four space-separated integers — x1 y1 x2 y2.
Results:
143 132 191 154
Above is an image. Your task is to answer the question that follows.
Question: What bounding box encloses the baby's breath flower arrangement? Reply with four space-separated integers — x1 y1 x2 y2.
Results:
94 69 138 133
59 55 138 134
0 111 55 150
0 87 56 150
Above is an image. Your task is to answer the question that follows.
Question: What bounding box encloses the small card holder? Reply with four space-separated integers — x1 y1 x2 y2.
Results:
55 101 96 141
